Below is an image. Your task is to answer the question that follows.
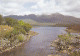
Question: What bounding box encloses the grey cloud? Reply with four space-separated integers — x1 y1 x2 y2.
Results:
0 0 80 18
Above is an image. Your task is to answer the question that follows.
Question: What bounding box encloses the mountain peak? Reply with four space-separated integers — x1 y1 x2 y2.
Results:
51 13 63 16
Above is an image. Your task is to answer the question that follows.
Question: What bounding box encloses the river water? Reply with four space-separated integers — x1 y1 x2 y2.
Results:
1 27 67 56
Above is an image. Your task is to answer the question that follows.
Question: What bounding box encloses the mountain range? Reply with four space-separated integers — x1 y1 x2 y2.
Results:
4 13 80 26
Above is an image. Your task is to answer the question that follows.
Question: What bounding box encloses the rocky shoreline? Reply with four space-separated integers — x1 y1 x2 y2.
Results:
0 31 38 54
49 34 80 56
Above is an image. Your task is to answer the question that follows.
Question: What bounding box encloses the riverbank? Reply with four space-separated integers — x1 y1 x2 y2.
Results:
50 33 80 56
49 26 80 56
0 31 38 54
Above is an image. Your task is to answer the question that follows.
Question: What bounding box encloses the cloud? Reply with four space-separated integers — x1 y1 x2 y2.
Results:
0 0 80 18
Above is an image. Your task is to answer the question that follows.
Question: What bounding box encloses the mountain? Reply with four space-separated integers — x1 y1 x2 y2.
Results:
4 13 80 26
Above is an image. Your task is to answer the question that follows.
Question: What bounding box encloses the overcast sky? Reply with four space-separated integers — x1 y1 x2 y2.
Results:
0 0 80 18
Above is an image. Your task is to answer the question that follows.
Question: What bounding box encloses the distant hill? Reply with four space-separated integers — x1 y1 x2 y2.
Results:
4 13 80 26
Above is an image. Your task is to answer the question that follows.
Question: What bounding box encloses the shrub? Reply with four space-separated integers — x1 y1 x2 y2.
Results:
18 20 25 26
22 23 32 32
5 17 18 26
69 51 80 56
58 35 70 41
19 29 26 34
67 25 80 32
17 34 24 42
13 25 26 34
0 25 13 39
11 29 19 35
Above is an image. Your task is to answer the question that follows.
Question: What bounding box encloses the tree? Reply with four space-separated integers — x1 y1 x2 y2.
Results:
23 23 32 32
5 17 18 26
0 15 3 25
18 20 32 32
18 20 25 26
13 25 26 34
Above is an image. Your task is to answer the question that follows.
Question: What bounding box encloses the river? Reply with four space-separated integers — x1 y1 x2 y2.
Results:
1 27 67 56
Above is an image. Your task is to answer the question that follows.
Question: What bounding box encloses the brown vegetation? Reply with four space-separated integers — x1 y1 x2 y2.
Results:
67 25 80 32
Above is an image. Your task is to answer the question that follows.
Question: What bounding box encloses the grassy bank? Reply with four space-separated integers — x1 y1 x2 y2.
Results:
0 31 38 54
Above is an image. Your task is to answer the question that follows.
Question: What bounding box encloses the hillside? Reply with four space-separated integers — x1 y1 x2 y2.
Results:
4 13 80 26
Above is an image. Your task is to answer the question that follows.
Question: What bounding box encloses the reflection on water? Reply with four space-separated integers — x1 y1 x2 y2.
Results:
1 27 67 56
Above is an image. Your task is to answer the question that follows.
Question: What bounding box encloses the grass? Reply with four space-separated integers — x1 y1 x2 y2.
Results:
69 51 80 56
17 34 24 42
58 34 71 42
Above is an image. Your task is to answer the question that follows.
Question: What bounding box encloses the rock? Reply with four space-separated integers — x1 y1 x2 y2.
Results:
54 39 59 43
26 33 29 35
48 54 61 56
50 43 54 47
50 47 54 50
0 47 3 50
50 42 57 47
68 46 73 50
62 50 67 53
48 55 53 56
55 55 61 56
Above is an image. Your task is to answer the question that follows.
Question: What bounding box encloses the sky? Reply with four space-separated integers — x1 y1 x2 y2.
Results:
0 0 80 18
